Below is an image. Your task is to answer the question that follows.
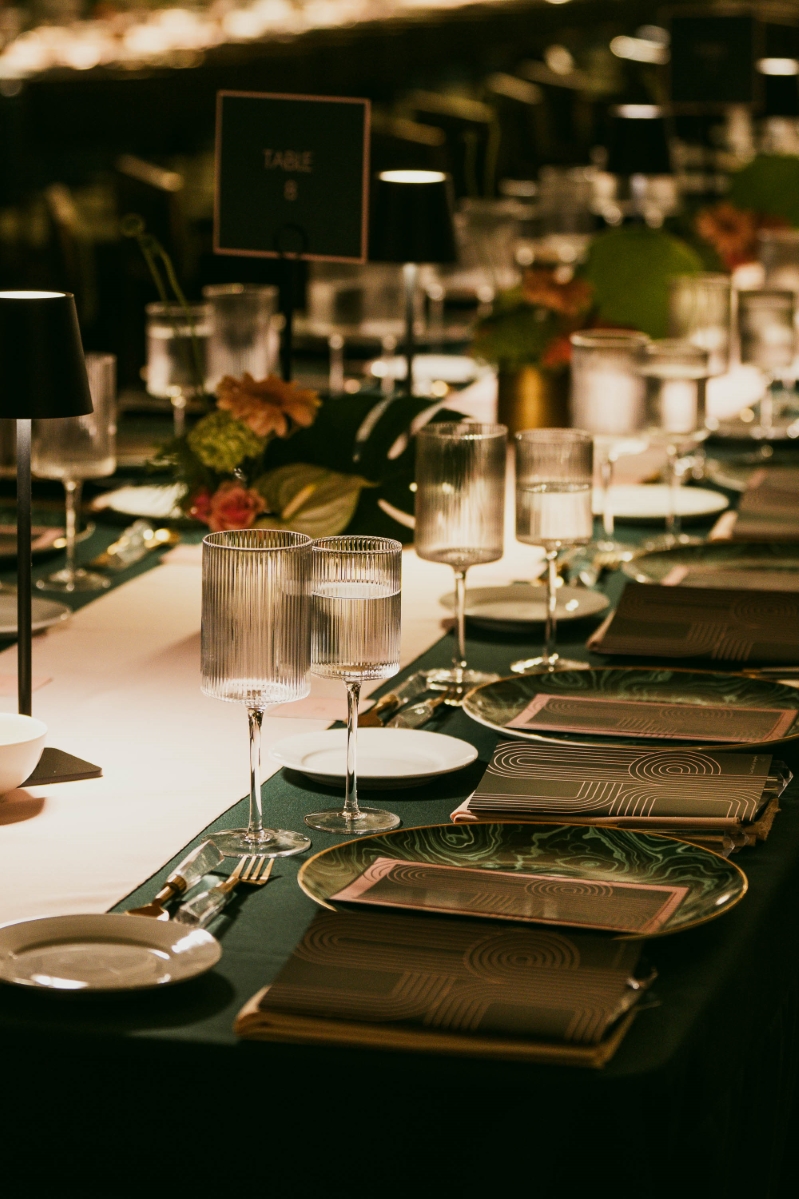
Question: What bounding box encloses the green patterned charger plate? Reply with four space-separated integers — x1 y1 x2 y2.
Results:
462 667 799 751
298 822 746 937
622 542 799 589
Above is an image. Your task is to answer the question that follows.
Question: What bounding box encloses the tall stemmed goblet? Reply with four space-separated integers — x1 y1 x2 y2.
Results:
569 330 649 564
305 536 402 836
33 352 116 594
638 340 711 550
202 529 312 858
146 301 211 438
511 429 593 675
414 422 507 689
737 290 796 437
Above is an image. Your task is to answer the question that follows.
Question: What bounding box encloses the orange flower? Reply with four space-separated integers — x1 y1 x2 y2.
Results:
695 202 789 270
541 335 573 369
190 481 266 531
216 373 320 439
522 268 593 318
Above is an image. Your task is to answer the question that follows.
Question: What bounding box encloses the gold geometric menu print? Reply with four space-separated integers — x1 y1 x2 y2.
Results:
256 908 647 1046
595 581 799 662
469 741 774 821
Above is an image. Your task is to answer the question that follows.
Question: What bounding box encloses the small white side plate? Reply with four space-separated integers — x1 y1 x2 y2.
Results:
270 728 478 788
0 594 71 636
592 484 729 522
439 584 609 631
0 914 220 992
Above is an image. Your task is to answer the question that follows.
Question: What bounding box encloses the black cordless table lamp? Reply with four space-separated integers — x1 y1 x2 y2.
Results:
0 290 101 784
371 170 457 395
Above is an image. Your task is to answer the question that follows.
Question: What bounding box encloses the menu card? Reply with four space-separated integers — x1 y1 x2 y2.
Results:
235 908 650 1064
330 856 688 934
733 467 799 542
459 740 774 823
506 692 797 743
590 580 799 664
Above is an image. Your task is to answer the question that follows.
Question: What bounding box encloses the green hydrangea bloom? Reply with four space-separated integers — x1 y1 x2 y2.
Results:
187 410 264 472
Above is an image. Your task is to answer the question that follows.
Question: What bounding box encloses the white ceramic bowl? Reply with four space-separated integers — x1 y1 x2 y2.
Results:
0 714 47 795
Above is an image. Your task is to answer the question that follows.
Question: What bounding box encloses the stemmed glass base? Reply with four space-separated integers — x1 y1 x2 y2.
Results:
304 807 401 835
641 532 705 552
36 567 110 594
422 667 500 692
510 655 589 675
212 826 310 858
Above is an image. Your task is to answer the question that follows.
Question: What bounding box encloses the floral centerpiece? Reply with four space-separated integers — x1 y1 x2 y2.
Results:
471 265 593 431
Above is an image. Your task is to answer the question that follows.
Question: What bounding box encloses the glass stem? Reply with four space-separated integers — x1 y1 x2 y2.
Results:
247 707 265 840
542 550 558 667
344 680 361 823
665 445 680 543
600 451 615 542
64 479 82 583
760 375 774 435
172 393 187 438
453 568 468 682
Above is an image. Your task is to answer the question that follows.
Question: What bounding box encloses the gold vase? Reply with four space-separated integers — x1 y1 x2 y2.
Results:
497 366 569 434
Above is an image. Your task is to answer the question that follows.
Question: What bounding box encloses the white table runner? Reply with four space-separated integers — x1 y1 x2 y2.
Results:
0 527 537 925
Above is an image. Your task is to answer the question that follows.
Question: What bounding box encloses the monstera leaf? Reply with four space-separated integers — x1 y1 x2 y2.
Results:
585 225 703 338
254 463 371 538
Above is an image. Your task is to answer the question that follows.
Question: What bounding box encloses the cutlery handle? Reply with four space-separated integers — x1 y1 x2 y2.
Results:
175 886 231 928
359 693 400 728
166 839 225 896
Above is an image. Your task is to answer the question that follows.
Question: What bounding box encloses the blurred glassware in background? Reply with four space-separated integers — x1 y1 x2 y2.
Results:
669 273 732 377
203 284 279 392
758 230 799 297
737 290 797 436
33 353 116 594
146 301 210 438
453 197 532 293
639 339 711 548
570 330 649 560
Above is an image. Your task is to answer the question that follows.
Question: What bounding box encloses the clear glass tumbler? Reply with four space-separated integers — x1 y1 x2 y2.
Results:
639 339 711 549
511 429 594 675
758 229 799 295
569 330 649 561
203 284 279 392
414 422 507 690
33 352 117 594
146 301 211 438
738 290 797 435
201 529 312 858
668 273 732 377
306 535 402 836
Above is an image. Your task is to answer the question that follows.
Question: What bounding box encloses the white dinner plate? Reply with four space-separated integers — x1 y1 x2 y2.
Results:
270 728 478 788
0 913 220 992
0 594 70 636
92 483 187 521
592 484 729 522
439 584 609 631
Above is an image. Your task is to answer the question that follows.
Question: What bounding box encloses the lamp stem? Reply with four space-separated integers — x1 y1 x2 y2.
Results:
16 418 32 716
402 262 418 396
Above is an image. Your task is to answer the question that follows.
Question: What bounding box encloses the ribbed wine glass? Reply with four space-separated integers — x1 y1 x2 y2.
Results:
414 422 506 689
305 535 402 836
511 428 593 675
202 529 312 858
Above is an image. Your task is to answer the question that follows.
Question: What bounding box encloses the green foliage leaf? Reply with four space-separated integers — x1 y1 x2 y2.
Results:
254 463 371 538
471 300 559 368
729 155 799 226
585 225 703 338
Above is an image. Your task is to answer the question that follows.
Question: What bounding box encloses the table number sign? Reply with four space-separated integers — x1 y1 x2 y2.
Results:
214 90 370 263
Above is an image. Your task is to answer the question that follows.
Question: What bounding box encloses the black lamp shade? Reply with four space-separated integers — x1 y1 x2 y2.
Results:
371 170 458 264
606 108 672 177
0 291 92 419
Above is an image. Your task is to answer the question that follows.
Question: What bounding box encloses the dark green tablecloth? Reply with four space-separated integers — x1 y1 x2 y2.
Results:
1 471 798 1195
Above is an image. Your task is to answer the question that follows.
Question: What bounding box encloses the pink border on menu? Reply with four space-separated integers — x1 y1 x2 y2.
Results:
213 90 371 264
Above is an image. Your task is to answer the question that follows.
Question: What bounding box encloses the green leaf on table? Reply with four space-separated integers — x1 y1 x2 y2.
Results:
253 463 371 537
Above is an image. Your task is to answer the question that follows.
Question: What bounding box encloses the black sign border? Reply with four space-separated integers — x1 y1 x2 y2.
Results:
214 89 371 264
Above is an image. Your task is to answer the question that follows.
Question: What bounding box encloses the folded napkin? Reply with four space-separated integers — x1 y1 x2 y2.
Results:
450 741 789 853
588 580 799 665
235 908 651 1067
